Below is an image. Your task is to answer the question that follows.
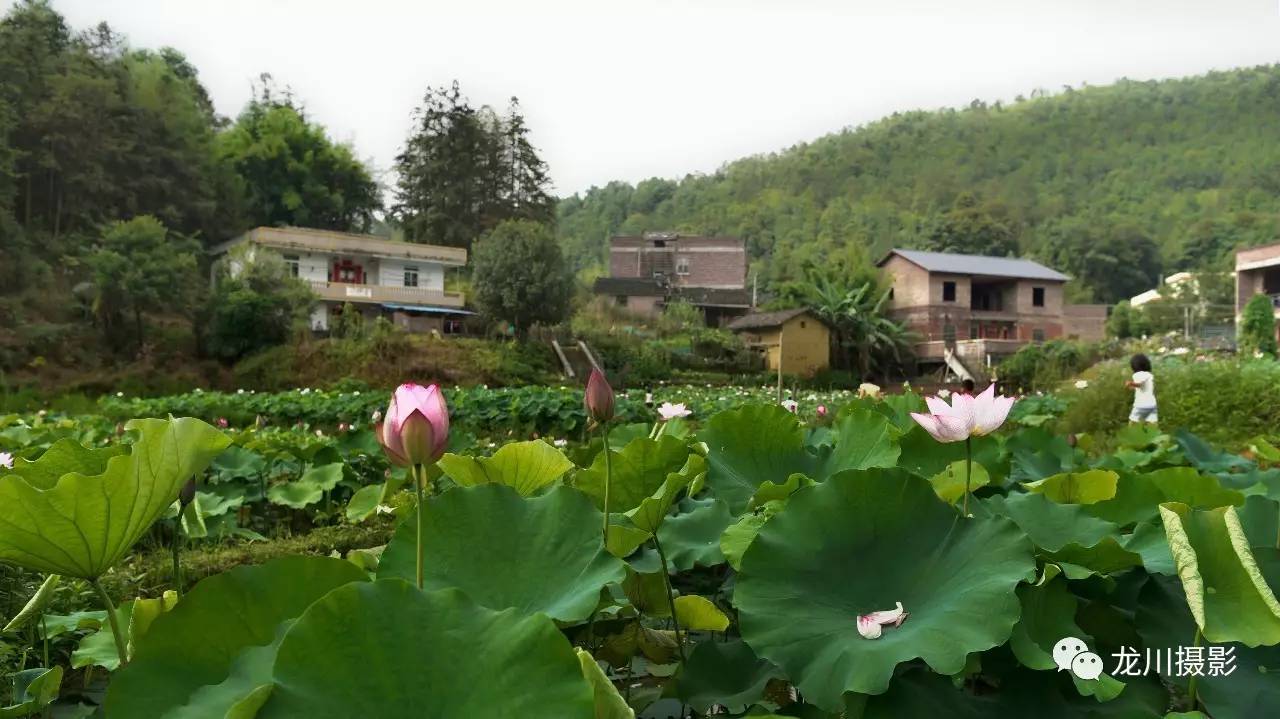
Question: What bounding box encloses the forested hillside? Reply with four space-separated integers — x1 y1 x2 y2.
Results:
557 66 1280 302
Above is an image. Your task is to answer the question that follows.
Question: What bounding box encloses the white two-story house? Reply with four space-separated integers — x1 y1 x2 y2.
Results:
211 226 469 334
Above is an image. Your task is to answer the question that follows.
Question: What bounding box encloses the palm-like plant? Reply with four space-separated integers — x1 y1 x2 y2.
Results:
798 270 914 380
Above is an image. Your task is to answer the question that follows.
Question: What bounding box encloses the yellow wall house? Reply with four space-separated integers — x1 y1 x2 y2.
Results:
728 308 831 375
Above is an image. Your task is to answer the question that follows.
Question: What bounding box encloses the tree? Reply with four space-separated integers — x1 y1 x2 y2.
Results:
1105 300 1147 339
922 193 1018 257
394 82 552 249
205 244 313 360
1239 293 1278 358
217 77 380 233
470 220 571 336
87 215 199 351
784 267 912 380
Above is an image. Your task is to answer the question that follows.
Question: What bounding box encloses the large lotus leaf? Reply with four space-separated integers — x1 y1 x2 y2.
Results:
656 498 732 570
1088 468 1245 526
985 492 1121 552
1236 494 1280 550
258 581 595 718
5 439 120 488
675 639 784 713
575 435 690 513
1025 469 1119 504
735 468 1035 707
626 454 703 534
720 501 782 571
1007 427 1077 482
105 556 368 718
0 418 230 578
1124 519 1176 575
1175 429 1254 474
379 484 626 622
1137 573 1280 719
211 445 266 479
438 440 573 496
1158 502 1280 645
700 405 899 514
0 666 62 719
929 460 991 504
265 480 323 509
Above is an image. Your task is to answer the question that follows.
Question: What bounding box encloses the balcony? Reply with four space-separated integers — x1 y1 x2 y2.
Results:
308 281 465 309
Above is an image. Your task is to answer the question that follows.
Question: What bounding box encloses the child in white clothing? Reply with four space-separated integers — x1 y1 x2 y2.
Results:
1125 353 1158 424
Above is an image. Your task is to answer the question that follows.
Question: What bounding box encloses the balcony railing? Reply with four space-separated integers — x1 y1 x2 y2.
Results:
308 281 465 308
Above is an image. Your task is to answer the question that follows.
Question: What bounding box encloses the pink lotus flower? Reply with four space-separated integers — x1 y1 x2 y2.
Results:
909 383 1015 443
856 602 908 639
816 405 828 418
379 383 450 467
216 417 229 429
585 368 615 424
0 451 13 469
657 402 691 421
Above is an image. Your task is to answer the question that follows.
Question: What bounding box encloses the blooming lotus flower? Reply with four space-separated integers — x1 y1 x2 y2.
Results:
379 383 450 467
553 438 568 448
910 383 1015 443
781 399 798 413
0 451 13 469
857 602 908 639
585 369 615 424
657 402 691 421
216 417 229 429
816 404 828 418
937 388 952 399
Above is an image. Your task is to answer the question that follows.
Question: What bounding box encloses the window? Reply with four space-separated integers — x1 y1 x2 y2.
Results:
800 321 807 329
942 281 956 302
404 265 419 288
283 254 300 278
1032 328 1046 342
615 295 629 307
1032 287 1045 307
675 257 690 275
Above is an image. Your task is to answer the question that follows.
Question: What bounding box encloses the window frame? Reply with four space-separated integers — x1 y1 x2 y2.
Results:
404 265 420 288
675 257 690 276
942 281 957 302
282 254 300 278
1032 286 1045 307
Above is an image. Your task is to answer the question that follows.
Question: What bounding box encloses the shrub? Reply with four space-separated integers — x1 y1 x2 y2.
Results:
1239 293 1278 357
998 340 1101 393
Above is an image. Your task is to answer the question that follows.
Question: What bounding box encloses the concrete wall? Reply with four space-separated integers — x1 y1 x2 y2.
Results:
1064 304 1108 341
884 255 931 308
608 239 745 288
378 258 445 291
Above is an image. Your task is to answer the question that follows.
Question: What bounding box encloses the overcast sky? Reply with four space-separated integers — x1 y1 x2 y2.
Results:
32 0 1280 196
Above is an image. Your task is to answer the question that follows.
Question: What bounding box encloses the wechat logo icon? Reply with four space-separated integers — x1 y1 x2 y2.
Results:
1054 636 1104 680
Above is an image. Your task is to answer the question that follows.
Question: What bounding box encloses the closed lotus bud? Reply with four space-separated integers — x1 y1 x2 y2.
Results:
179 478 197 507
1067 433 1078 448
584 368 615 424
379 383 450 467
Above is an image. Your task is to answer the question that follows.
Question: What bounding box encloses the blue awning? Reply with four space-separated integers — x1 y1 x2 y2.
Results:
380 302 475 315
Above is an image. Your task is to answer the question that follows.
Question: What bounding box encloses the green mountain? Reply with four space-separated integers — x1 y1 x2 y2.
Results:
556 65 1280 302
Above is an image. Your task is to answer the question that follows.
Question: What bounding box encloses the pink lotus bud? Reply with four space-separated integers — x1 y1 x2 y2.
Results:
584 368 615 424
216 417 229 429
379 383 450 467
817 405 828 417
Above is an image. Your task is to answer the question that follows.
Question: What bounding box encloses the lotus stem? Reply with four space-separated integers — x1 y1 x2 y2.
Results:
601 431 613 543
963 436 973 517
90 579 128 668
652 535 686 663
1186 627 1203 708
171 519 183 596
413 463 426 590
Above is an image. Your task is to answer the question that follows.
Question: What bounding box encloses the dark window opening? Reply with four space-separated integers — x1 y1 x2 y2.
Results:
1032 287 1045 307
800 321 806 328
943 281 956 302
615 295 628 307
889 287 895 300
1032 328 1046 342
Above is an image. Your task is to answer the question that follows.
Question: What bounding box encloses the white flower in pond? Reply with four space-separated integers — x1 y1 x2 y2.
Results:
645 392 654 405
937 388 952 399
353 391 361 396
1075 380 1089 389
116 391 124 397
1157 346 1167 354
375 504 396 515
237 389 245 394
0 452 13 469
1171 347 1190 356
553 438 568 448
781 399 799 413
858 383 882 398
371 409 382 423
856 602 908 639
657 402 692 421
314 429 323 437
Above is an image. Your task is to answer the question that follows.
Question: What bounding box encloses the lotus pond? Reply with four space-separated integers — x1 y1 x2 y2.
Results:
1 385 1280 718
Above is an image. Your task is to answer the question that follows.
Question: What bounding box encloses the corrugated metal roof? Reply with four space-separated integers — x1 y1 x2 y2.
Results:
880 249 1070 282
380 303 475 315
727 308 816 330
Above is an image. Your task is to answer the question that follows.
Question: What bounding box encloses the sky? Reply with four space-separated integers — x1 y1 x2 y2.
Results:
32 0 1280 197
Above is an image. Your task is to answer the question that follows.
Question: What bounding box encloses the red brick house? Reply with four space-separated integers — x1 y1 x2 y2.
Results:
593 233 752 326
1235 241 1280 343
877 248 1103 378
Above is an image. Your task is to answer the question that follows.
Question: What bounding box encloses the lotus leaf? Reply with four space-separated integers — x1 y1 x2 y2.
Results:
1158 502 1280 645
930 460 992 504
700 405 900 514
673 595 729 631
379 484 626 622
735 468 1035 707
575 435 690 513
1025 469 1119 504
675 639 784 713
258 581 596 718
576 649 635 719
0 418 229 578
438 439 573 496
655 497 732 570
105 555 368 718
0 667 62 719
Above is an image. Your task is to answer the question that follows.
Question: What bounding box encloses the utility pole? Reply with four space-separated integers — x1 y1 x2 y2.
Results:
776 325 784 404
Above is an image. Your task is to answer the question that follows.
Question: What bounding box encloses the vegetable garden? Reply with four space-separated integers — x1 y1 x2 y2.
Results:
2 378 1280 718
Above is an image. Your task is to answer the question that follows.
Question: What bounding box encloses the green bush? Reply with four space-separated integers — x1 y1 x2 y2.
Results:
998 340 1101 393
1060 357 1280 446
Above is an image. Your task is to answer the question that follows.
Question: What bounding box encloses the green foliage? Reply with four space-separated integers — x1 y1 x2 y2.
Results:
205 246 314 361
1239 293 1278 357
393 82 553 250
559 66 1280 302
997 340 1101 393
470 220 572 334
1106 300 1147 339
217 78 379 232
87 216 200 350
